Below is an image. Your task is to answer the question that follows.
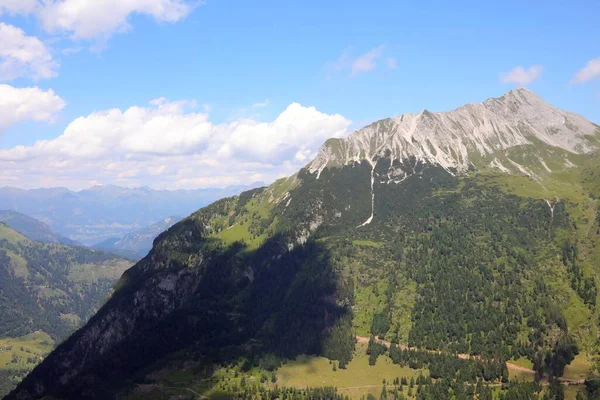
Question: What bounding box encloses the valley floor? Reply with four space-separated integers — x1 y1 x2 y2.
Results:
125 341 593 400
276 342 427 399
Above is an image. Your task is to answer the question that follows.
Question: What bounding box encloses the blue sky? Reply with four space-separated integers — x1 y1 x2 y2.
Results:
0 0 599 189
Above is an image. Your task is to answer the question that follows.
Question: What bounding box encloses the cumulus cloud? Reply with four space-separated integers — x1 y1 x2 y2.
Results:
0 0 195 42
0 84 65 133
38 0 193 40
571 57 600 84
0 23 58 81
0 0 38 15
501 65 543 86
326 45 391 77
0 99 351 189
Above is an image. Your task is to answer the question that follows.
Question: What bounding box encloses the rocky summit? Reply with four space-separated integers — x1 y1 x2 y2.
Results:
310 88 597 176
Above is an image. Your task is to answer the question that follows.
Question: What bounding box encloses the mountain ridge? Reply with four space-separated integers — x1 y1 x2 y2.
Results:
308 88 598 178
0 210 79 246
94 216 182 260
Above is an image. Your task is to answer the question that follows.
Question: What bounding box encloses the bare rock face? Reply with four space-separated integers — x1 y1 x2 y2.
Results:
308 89 598 177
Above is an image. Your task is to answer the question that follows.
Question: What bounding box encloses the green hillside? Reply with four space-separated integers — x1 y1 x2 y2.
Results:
0 332 54 398
0 223 131 397
9 149 600 400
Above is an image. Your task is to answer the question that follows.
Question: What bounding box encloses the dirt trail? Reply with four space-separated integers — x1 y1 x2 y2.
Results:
355 336 584 385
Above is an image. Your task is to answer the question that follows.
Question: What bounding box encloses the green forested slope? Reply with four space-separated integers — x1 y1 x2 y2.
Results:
7 150 600 399
0 223 131 397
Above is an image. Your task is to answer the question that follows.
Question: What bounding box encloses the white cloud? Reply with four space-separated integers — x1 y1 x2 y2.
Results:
61 46 83 55
0 0 38 15
0 0 195 43
0 84 65 133
219 103 350 164
501 65 543 86
0 23 58 81
37 0 194 40
326 45 390 77
350 45 385 76
571 57 600 84
0 99 351 189
326 47 351 73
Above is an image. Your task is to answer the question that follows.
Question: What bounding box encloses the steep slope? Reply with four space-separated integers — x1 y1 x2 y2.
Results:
94 216 182 260
0 211 79 246
0 223 132 397
7 90 600 400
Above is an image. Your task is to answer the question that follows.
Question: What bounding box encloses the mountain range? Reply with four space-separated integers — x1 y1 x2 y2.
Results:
0 211 79 247
0 183 264 246
310 88 596 176
6 89 600 400
94 216 182 260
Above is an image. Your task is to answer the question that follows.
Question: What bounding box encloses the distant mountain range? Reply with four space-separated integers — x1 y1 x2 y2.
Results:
0 210 79 246
94 216 182 260
0 182 264 245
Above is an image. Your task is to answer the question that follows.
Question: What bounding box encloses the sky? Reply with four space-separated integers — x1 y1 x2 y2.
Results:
0 0 599 190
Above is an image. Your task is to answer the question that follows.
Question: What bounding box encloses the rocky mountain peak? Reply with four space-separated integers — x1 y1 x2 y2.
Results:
308 89 598 177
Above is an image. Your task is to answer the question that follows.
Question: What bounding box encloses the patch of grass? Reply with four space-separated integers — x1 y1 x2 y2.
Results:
563 292 594 347
563 353 592 381
564 385 584 400
267 175 300 204
352 240 382 248
67 260 131 283
0 331 54 370
129 359 266 400
276 342 427 395
508 368 535 383
8 253 28 278
510 357 534 369
0 331 54 397
0 224 27 245
215 220 268 251
215 222 251 244
59 313 81 328
211 192 278 252
353 279 387 337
